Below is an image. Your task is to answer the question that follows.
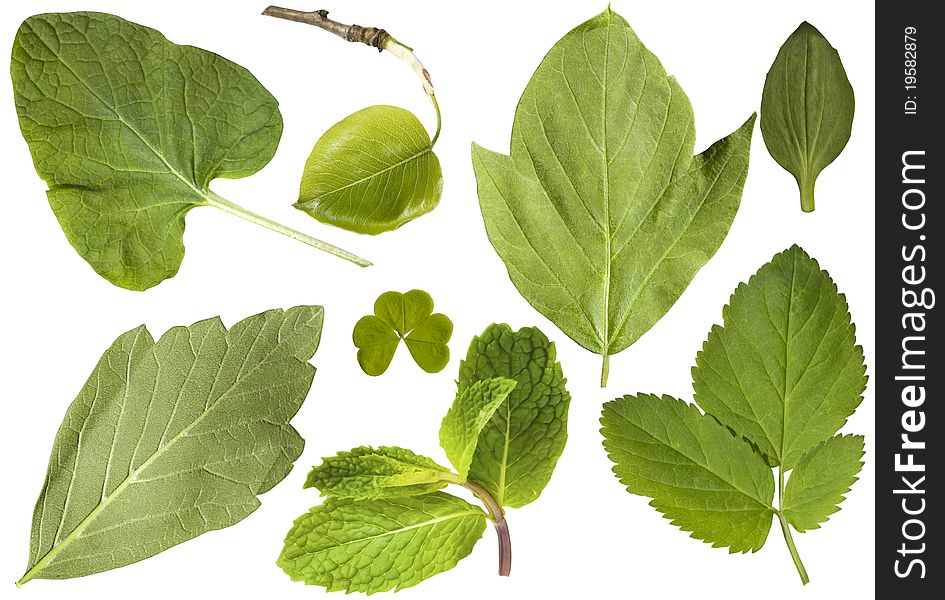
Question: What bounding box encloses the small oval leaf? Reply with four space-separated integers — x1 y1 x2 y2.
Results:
296 105 443 234
760 22 855 212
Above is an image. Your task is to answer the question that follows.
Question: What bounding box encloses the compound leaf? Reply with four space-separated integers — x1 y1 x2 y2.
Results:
760 22 855 212
459 324 570 508
439 378 517 479
296 105 443 234
277 493 486 593
304 446 453 500
19 306 323 584
601 394 775 553
692 245 867 469
472 8 755 385
782 434 865 532
353 289 452 375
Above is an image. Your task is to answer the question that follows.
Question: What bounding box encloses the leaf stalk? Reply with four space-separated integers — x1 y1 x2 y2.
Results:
206 192 371 267
777 467 809 585
461 479 511 577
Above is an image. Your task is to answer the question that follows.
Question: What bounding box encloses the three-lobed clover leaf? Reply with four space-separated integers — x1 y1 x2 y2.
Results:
601 245 866 584
352 289 453 375
279 323 571 593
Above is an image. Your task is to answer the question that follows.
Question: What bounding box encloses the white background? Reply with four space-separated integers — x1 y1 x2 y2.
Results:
0 0 875 598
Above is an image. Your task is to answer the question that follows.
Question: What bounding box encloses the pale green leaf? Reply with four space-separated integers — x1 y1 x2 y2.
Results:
304 446 453 500
352 289 452 375
439 378 517 479
471 8 755 385
296 105 443 234
760 22 855 212
278 493 486 593
782 434 865 532
692 245 867 469
19 307 323 584
459 324 570 508
601 394 775 553
11 12 365 291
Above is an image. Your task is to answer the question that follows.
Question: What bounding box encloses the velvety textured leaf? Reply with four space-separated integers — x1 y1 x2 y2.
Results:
459 324 570 508
782 435 865 532
19 307 323 584
439 378 517 479
761 22 855 212
353 290 452 375
304 446 453 500
296 105 443 234
11 13 286 290
278 493 486 593
471 8 755 385
601 394 775 553
692 245 867 469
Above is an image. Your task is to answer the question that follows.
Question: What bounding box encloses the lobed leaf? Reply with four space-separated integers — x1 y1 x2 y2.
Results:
296 105 443 234
459 324 570 508
20 307 323 584
760 22 855 212
304 446 453 500
692 245 867 469
471 8 755 385
782 434 865 532
601 394 775 553
277 493 486 593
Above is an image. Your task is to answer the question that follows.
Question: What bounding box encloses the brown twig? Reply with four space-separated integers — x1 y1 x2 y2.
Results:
262 6 390 51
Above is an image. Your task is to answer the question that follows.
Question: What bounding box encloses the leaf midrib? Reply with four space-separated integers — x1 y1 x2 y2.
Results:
302 146 433 201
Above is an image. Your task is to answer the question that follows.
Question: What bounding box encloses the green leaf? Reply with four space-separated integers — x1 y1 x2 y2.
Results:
296 105 443 234
459 324 570 508
439 378 518 479
782 435 865 532
692 245 867 469
11 12 366 291
304 446 454 500
278 493 486 593
352 289 452 375
601 394 775 553
760 22 855 212
471 8 755 386
18 307 323 585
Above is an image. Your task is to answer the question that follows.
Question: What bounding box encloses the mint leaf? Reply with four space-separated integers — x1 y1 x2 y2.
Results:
440 378 518 479
760 23 855 212
296 105 443 234
19 307 323 585
602 394 775 552
277 493 486 593
304 446 454 500
353 290 452 375
460 324 570 508
602 246 867 583
782 435 865 532
10 12 367 291
692 245 867 469
471 8 755 385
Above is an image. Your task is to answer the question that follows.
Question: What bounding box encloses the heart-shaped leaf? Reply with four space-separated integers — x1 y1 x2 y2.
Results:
296 105 443 234
353 290 452 375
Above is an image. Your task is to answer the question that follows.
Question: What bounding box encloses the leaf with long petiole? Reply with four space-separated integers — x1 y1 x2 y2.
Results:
263 6 444 235
11 12 369 291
